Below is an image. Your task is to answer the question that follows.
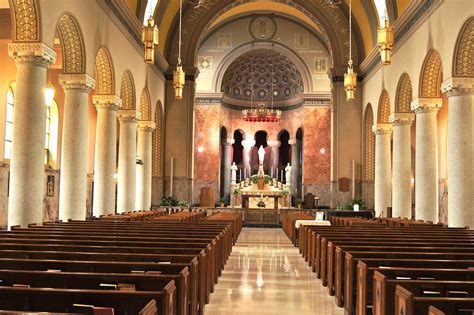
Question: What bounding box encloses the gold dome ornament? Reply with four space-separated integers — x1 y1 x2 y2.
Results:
141 17 159 64
377 12 393 65
173 63 185 100
344 60 357 101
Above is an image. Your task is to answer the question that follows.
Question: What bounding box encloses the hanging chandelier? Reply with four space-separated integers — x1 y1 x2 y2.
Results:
141 17 159 64
242 53 281 123
344 0 357 101
377 10 393 65
173 0 185 100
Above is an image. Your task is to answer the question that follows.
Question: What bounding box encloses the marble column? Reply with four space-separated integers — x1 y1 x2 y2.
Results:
136 121 155 210
267 140 281 175
289 139 301 196
92 95 121 217
58 74 95 221
389 113 414 219
442 77 474 228
117 110 141 213
372 124 392 217
222 138 234 202
242 138 255 176
411 98 442 222
7 43 56 227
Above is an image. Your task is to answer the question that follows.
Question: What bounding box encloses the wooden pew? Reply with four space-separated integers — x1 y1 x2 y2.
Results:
371 270 474 315
395 285 474 315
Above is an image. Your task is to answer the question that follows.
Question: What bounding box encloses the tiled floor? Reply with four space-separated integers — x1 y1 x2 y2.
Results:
205 228 344 315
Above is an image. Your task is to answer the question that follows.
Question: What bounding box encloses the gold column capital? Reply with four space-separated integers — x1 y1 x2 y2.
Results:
59 74 95 91
411 97 442 113
93 94 122 110
372 123 392 135
138 120 156 131
8 42 56 67
118 109 141 121
442 77 474 96
389 112 415 126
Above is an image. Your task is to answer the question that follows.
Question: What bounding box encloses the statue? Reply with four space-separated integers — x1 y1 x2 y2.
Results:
285 163 292 185
231 162 238 184
258 145 265 165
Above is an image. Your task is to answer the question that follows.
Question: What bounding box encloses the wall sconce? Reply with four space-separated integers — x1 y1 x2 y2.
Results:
319 148 326 154
197 145 204 153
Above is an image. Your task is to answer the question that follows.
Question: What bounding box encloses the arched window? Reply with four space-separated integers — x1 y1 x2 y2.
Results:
45 100 59 167
4 83 15 160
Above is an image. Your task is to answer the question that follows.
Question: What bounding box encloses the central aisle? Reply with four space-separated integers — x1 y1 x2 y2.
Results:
205 228 344 315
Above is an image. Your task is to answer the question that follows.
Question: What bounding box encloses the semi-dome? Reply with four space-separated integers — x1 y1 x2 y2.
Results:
221 49 304 107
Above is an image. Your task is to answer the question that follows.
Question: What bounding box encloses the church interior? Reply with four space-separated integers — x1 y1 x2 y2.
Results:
0 0 473 314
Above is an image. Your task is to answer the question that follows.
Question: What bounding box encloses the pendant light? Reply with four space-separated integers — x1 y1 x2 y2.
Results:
141 1 159 64
173 0 185 100
377 10 393 65
344 0 357 101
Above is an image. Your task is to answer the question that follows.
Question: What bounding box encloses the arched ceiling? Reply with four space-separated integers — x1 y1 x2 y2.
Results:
126 0 411 67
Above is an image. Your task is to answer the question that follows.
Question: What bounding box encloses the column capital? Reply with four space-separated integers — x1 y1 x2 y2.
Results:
224 138 235 145
8 42 56 67
411 97 442 113
93 95 121 111
267 140 281 148
59 74 95 91
118 109 140 122
372 123 392 135
242 139 256 148
389 112 415 126
138 120 155 131
288 139 302 146
441 77 474 96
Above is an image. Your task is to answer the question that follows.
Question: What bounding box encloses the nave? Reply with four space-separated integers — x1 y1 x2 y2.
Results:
206 228 343 315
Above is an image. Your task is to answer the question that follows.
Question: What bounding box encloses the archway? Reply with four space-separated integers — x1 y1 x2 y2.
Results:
252 130 268 174
278 130 290 169
232 130 244 166
220 126 228 199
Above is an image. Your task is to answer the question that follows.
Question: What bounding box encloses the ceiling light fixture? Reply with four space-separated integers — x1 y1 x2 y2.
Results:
344 0 357 101
377 10 394 65
173 0 185 100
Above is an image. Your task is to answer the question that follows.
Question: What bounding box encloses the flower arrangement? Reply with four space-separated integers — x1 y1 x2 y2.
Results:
282 189 290 197
233 188 241 195
250 174 272 184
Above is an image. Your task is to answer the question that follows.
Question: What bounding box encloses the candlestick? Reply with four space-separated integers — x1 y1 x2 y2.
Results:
239 169 242 182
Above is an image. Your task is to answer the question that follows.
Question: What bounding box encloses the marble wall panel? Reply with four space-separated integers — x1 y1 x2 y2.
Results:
152 177 164 206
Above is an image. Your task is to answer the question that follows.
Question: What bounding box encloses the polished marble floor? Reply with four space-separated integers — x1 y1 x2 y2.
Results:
205 228 344 315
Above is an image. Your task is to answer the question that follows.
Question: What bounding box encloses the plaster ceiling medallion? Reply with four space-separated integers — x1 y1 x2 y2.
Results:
249 16 277 40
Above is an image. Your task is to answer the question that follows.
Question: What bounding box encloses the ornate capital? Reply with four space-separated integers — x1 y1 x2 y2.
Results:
288 139 302 146
267 140 281 148
372 123 392 135
92 94 121 111
225 138 235 145
118 109 141 122
411 97 442 114
138 120 155 131
389 112 415 126
8 42 56 67
441 77 474 96
59 74 95 92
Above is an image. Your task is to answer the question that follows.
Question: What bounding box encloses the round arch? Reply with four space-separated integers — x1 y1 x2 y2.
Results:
152 101 163 177
119 70 136 110
94 46 115 95
56 13 86 74
453 17 474 77
9 0 41 42
377 90 391 123
363 104 375 181
419 50 443 98
139 87 152 121
395 73 413 113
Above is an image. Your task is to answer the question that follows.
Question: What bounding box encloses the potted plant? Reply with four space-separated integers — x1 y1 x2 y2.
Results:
219 197 225 208
177 200 190 209
296 198 303 209
233 188 241 196
282 189 290 199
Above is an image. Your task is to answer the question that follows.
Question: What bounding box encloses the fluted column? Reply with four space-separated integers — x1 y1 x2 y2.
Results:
267 140 281 174
222 139 234 201
92 95 121 217
58 74 95 221
389 113 414 219
411 98 442 222
117 110 141 213
7 43 56 227
442 77 474 228
372 124 392 217
289 139 301 196
136 121 155 210
242 138 255 176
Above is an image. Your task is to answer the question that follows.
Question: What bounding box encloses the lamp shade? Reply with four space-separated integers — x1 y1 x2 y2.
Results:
141 17 159 64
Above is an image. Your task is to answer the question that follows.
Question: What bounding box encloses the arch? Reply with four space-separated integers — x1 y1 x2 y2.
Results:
255 130 268 147
363 104 375 181
56 13 86 74
120 70 136 110
4 82 15 160
139 87 152 121
232 129 244 165
296 127 303 140
453 17 474 77
9 0 41 42
377 90 391 123
419 50 443 98
395 73 413 113
46 100 59 168
152 101 163 177
278 130 290 167
94 47 115 95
